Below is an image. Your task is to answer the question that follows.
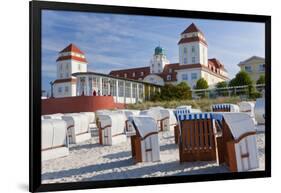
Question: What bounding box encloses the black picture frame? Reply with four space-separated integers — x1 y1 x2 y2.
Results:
29 1 271 192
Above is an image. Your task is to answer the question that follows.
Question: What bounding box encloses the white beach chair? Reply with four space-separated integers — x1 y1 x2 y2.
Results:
41 119 69 161
127 115 160 163
43 113 64 120
62 114 91 144
254 98 265 125
239 101 256 124
140 108 170 131
221 113 259 172
97 113 127 145
211 103 240 112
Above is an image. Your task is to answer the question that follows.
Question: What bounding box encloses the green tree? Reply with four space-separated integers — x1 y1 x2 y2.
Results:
256 75 265 85
175 82 192 100
195 78 208 89
229 71 253 87
215 81 228 96
216 81 228 88
160 84 177 101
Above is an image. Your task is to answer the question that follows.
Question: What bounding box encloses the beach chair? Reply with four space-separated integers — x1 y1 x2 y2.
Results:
97 113 127 145
220 113 259 172
43 113 64 120
239 101 256 124
177 113 223 162
174 106 192 144
80 112 95 124
41 119 69 161
62 114 91 144
126 115 160 163
140 108 170 131
211 104 239 112
254 98 265 125
167 109 178 130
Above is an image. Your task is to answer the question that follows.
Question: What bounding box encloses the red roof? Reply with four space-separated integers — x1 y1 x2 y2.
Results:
56 55 88 63
181 23 203 34
53 78 77 84
59 43 85 55
109 67 150 80
178 37 207 46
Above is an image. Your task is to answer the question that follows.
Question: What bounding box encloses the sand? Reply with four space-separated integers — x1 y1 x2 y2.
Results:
42 125 265 184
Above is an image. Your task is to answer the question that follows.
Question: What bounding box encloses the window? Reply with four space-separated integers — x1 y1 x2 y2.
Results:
124 73 127 78
132 72 135 77
60 64 63 71
58 87 62 93
191 73 197 80
182 74 188 81
152 63 154 68
65 86 69 92
245 66 252 72
140 71 144 76
192 57 196 63
118 81 124 97
183 47 187 53
184 58 187 64
66 64 69 70
169 68 172 73
192 46 195 52
125 82 131 97
259 64 265 72
60 73 63 78
116 74 119 77
158 63 161 67
132 83 137 98
167 75 171 81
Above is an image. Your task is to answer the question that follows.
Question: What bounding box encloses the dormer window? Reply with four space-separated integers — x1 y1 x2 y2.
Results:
140 71 144 76
167 75 171 81
169 68 172 73
132 72 135 77
124 73 127 78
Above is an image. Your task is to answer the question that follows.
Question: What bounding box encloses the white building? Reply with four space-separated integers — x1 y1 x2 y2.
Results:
50 44 161 103
110 23 229 88
53 44 88 98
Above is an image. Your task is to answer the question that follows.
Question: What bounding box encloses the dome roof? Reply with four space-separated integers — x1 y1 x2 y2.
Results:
154 46 165 55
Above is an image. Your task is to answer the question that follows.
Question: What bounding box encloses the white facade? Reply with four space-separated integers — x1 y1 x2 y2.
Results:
53 82 76 98
53 44 88 98
176 68 202 88
57 59 87 79
143 74 165 86
150 47 170 73
179 33 208 65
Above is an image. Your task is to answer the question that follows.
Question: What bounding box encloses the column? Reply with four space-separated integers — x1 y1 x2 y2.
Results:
124 81 126 104
99 77 102 96
143 84 145 101
116 80 119 103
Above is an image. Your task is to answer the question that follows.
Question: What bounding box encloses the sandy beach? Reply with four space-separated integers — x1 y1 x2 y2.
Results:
41 124 265 184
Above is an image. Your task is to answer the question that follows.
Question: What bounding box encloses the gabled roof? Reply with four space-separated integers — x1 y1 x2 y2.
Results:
238 56 265 66
181 23 203 34
59 43 85 55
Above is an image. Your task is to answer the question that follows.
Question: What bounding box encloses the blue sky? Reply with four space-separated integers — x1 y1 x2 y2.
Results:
42 10 265 91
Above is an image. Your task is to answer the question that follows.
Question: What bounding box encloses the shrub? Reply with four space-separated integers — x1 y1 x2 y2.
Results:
195 78 209 89
256 75 265 85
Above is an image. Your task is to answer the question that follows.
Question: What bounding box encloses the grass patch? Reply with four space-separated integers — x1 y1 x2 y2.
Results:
127 97 242 111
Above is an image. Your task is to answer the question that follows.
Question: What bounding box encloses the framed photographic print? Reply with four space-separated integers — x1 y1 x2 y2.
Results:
30 0 271 192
